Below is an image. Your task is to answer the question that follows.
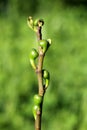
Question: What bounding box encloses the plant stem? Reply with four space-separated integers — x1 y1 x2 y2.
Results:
35 26 45 130
37 26 42 41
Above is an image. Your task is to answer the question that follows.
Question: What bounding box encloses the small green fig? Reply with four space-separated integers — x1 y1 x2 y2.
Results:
34 94 42 105
32 105 40 120
34 19 44 26
42 69 50 79
42 69 50 88
30 48 39 59
34 19 39 26
29 48 39 69
38 39 51 53
38 19 44 27
33 19 44 31
33 19 39 32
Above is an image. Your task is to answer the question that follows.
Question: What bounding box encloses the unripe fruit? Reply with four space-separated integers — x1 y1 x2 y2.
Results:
29 48 39 69
42 69 49 79
38 39 50 53
34 94 42 105
34 19 39 26
38 19 44 27
34 19 44 26
32 105 40 120
30 48 39 59
42 69 50 88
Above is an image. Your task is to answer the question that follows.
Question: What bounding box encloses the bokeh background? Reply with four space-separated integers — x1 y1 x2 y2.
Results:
0 0 87 130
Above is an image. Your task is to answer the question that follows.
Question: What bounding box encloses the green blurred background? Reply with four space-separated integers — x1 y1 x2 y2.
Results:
0 0 87 130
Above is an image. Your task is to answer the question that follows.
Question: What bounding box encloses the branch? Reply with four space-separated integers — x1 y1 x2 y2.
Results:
35 24 45 130
27 17 51 130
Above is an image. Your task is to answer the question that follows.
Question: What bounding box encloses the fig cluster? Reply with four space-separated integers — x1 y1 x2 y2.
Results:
28 17 51 120
27 16 44 32
29 39 51 70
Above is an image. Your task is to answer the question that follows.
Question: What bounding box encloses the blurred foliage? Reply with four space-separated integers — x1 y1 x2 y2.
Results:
0 0 87 130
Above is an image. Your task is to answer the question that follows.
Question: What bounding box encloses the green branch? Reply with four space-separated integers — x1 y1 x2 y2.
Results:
27 16 51 130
